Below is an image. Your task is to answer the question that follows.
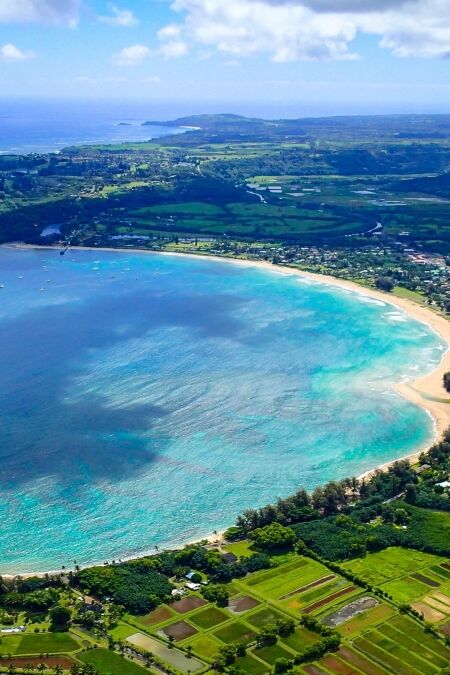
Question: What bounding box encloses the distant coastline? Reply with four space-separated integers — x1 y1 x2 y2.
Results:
2 242 450 579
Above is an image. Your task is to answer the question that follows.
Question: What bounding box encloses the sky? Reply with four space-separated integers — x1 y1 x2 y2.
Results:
0 0 449 116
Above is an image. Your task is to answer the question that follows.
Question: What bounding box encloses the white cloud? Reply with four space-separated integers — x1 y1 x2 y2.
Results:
0 43 35 62
157 23 189 59
113 44 151 65
263 0 410 10
0 0 80 26
158 24 183 40
159 40 189 59
99 5 138 27
165 0 450 61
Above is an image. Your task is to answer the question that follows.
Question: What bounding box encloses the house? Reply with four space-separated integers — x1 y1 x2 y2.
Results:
82 596 103 613
436 481 450 489
185 571 197 580
221 552 238 564
186 582 201 591
171 588 185 598
415 463 430 474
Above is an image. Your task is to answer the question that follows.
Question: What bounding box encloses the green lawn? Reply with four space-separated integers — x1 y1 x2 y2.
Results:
184 634 221 660
253 643 294 665
224 540 254 558
189 606 229 629
342 547 444 586
246 608 288 629
382 577 433 603
78 648 150 675
281 627 319 652
109 622 136 642
235 653 269 674
0 632 80 655
213 621 257 644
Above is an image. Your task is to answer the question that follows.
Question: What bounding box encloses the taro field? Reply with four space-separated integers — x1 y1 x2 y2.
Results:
102 548 450 674
343 547 450 634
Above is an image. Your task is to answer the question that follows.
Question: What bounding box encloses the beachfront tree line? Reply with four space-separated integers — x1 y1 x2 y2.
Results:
228 460 418 537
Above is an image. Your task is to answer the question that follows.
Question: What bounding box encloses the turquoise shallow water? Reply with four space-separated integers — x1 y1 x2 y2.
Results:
0 248 445 573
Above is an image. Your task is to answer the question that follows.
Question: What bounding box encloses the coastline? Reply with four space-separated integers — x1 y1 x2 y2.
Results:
2 242 450 578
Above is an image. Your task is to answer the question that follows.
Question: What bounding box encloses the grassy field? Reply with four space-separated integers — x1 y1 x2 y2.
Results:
78 648 150 675
342 546 450 626
0 631 80 655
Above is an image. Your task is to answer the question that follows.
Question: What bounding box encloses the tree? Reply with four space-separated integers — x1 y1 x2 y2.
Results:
49 605 71 630
224 526 244 541
235 642 247 657
444 372 450 392
256 624 278 647
200 584 230 607
405 482 417 504
375 276 394 292
276 617 295 637
215 644 237 669
249 523 296 552
394 508 409 525
273 658 292 673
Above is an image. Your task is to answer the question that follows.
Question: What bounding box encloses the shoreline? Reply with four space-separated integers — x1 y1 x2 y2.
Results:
2 242 450 578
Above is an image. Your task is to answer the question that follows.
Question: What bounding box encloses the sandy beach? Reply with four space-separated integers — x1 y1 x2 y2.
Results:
2 242 450 578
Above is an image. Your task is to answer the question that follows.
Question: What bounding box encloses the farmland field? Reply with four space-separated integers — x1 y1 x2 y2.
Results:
126 632 204 672
0 632 80 655
342 547 450 627
78 648 150 675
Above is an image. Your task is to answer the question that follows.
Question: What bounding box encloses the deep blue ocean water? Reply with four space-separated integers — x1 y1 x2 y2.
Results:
0 100 184 154
0 247 445 573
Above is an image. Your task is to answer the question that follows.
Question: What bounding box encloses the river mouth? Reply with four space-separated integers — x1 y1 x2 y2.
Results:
0 247 443 574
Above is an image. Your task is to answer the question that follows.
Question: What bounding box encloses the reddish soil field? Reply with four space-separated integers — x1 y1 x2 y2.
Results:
0 656 75 668
411 573 440 587
411 601 445 622
338 647 386 675
322 654 359 674
170 596 207 614
303 666 329 675
303 586 357 613
139 606 173 625
441 622 450 636
161 620 198 641
280 575 336 600
229 596 260 613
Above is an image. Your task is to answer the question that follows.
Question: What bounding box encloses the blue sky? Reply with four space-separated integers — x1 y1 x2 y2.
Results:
0 0 449 116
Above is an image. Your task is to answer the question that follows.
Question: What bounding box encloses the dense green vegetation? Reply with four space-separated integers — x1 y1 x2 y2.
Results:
3 113 450 254
76 563 174 614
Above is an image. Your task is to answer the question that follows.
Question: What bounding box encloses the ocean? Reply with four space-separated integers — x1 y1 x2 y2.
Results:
0 100 185 154
0 247 444 573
